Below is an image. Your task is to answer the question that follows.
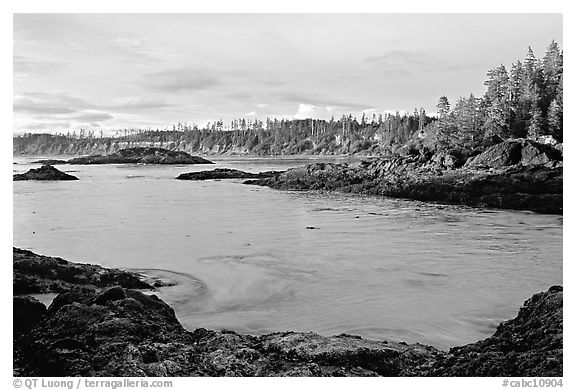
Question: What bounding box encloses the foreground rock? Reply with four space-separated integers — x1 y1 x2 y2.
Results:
413 286 563 377
246 139 562 214
13 296 47 336
13 251 562 377
13 248 156 294
176 168 285 181
13 165 79 181
14 285 440 376
67 147 213 165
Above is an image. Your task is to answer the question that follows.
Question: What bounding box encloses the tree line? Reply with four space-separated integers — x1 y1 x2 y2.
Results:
14 41 562 155
434 41 562 150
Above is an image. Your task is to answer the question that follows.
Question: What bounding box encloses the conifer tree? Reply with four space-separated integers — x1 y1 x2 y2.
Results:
527 103 545 139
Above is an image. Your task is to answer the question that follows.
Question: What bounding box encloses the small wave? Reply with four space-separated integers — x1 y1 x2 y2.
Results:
417 272 450 278
128 268 210 302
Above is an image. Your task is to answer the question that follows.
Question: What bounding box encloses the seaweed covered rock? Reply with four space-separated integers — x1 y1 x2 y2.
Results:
12 249 563 377
14 284 563 377
13 248 155 294
14 285 440 377
15 286 199 376
13 165 78 181
246 140 563 214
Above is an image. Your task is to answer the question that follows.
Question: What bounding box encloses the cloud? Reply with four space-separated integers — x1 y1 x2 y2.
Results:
113 97 173 110
14 92 95 115
13 55 61 77
223 91 254 102
245 111 257 117
142 69 221 93
365 50 484 75
366 50 433 71
14 98 77 115
19 121 72 131
115 37 177 66
277 91 372 111
294 103 317 119
72 112 114 122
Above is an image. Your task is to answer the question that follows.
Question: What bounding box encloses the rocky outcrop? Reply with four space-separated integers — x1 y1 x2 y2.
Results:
14 284 440 377
413 286 563 377
13 165 79 181
465 139 562 168
13 248 156 294
13 249 563 377
14 286 199 377
13 296 47 336
176 168 284 181
67 147 213 165
31 159 68 165
246 139 562 214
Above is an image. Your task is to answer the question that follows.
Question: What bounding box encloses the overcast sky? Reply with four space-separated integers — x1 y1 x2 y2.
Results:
13 13 562 134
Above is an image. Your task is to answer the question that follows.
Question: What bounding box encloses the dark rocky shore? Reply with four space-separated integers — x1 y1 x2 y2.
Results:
13 165 79 181
176 168 285 181
13 248 162 295
245 139 563 214
67 147 213 165
31 159 68 165
13 248 563 377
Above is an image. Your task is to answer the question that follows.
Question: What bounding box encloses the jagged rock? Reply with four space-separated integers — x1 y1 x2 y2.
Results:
246 150 562 214
15 286 198 376
13 296 47 336
13 248 156 294
176 168 284 181
429 150 464 169
466 139 562 168
412 286 563 377
13 165 78 181
14 283 563 377
12 249 563 377
67 147 213 165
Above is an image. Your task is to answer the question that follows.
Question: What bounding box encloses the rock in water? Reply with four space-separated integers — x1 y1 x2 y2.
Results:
246 139 563 214
176 168 284 180
13 165 79 181
31 159 68 165
67 147 213 165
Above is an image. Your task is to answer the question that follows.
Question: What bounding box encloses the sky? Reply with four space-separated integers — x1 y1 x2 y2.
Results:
13 13 562 135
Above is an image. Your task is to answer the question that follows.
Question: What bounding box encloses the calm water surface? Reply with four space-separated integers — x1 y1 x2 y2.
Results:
13 156 563 350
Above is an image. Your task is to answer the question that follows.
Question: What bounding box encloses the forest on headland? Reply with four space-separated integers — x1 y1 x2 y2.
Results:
13 42 562 157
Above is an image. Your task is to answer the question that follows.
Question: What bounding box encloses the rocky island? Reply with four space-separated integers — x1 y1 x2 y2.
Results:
67 147 213 165
245 139 563 214
13 248 563 377
13 165 79 181
31 159 68 165
176 168 285 181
